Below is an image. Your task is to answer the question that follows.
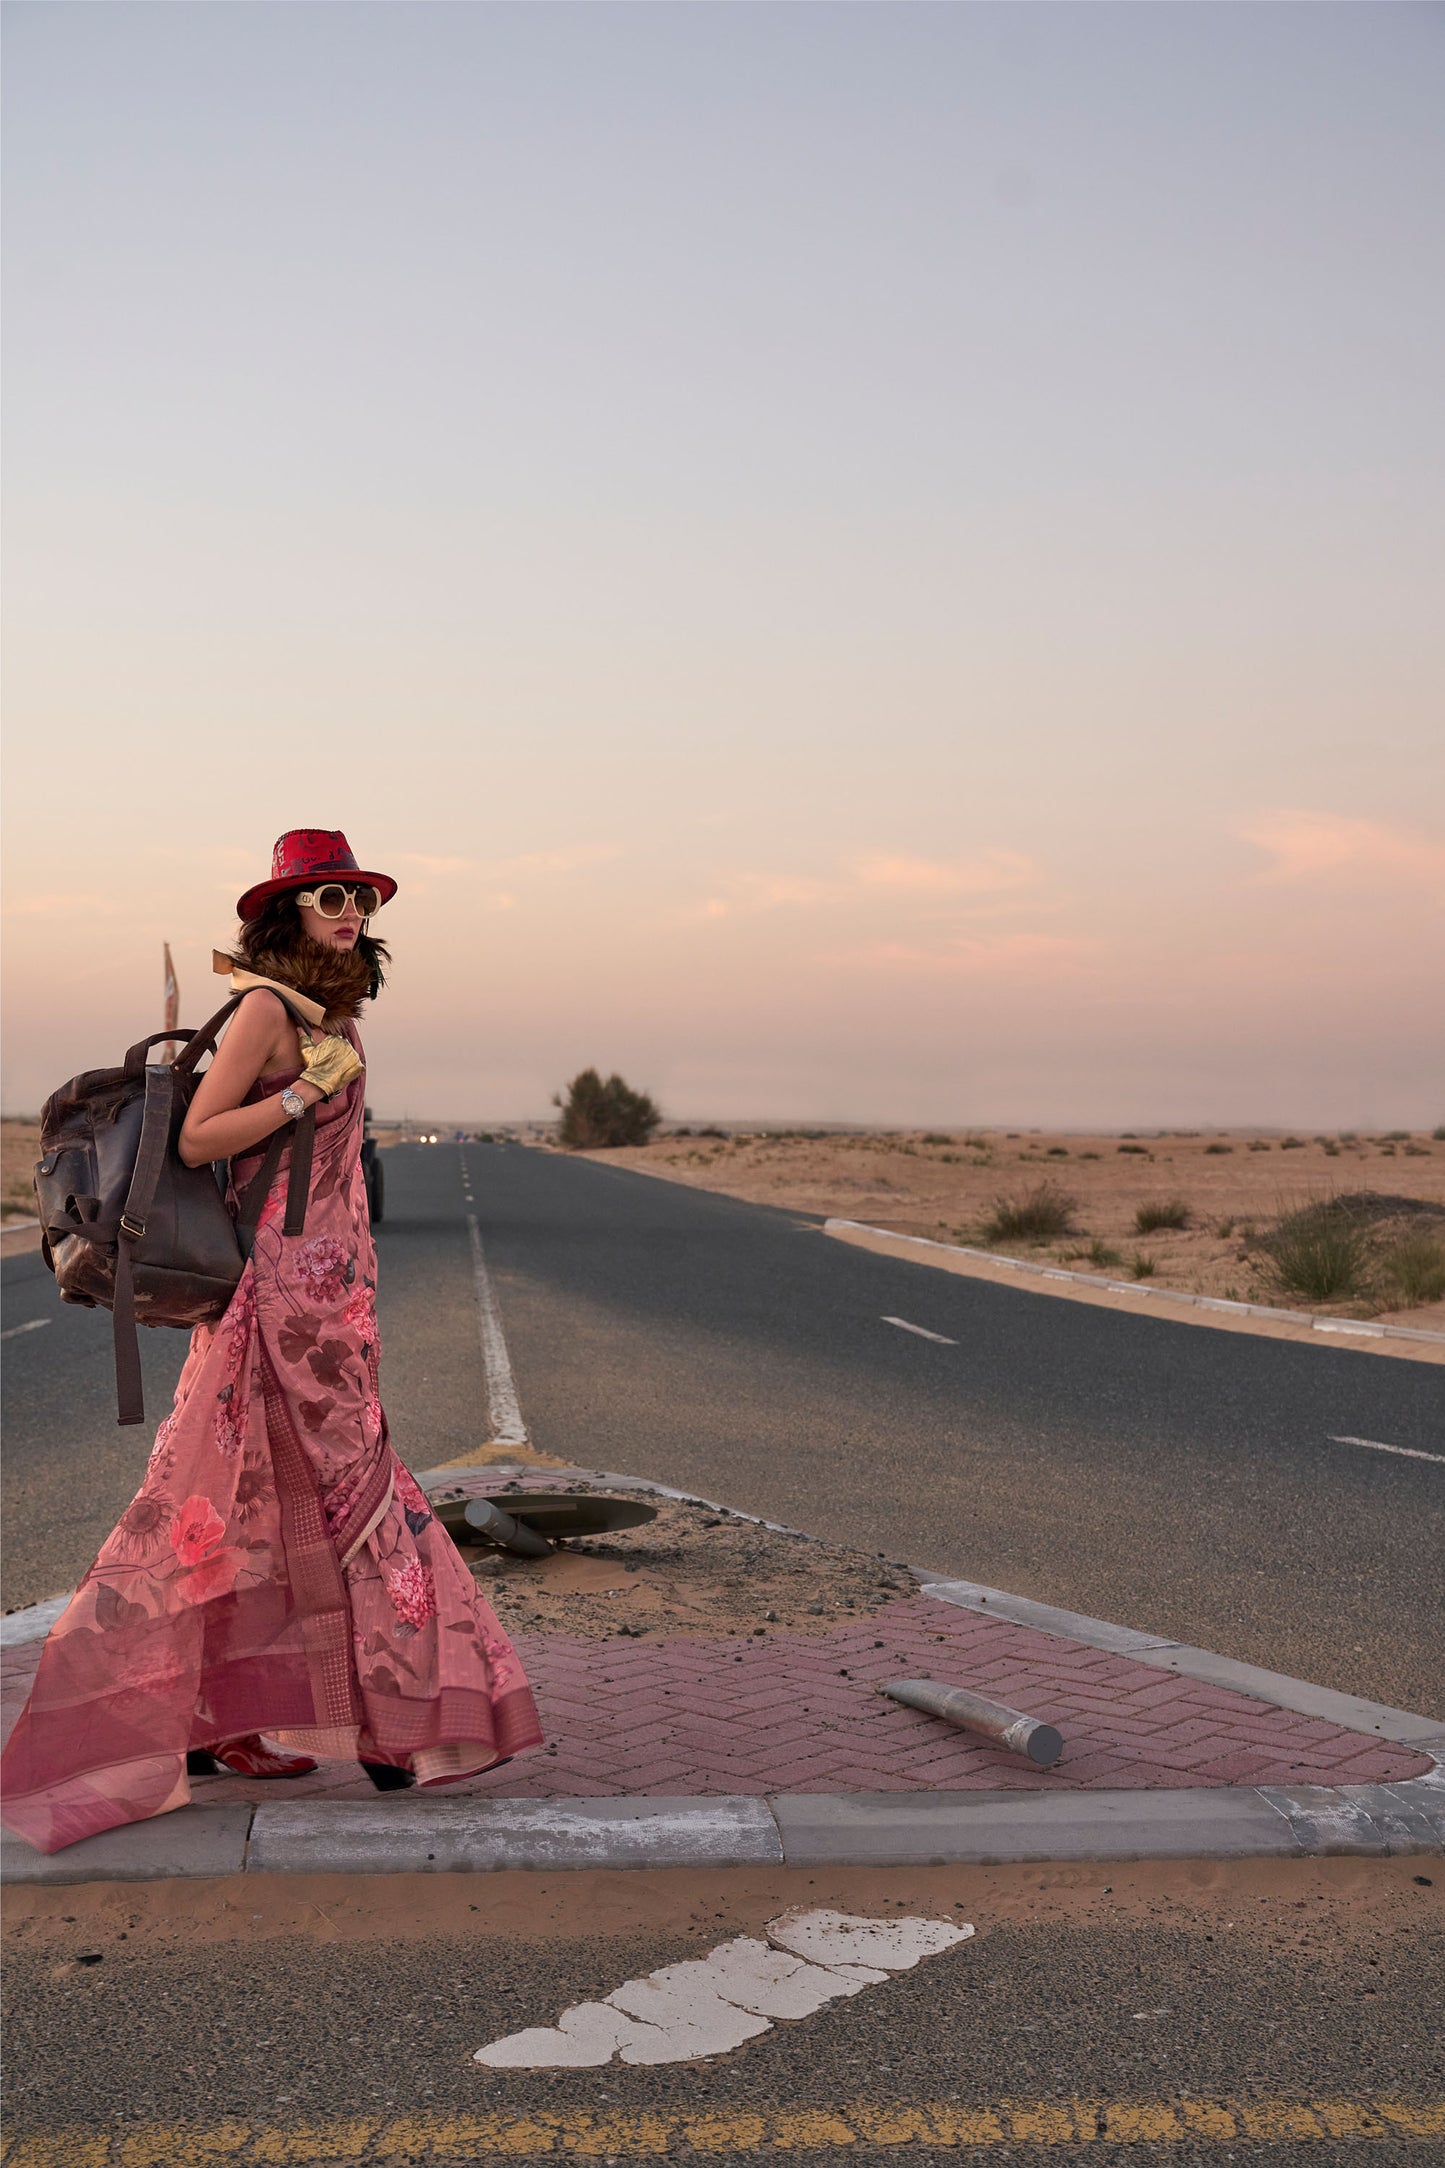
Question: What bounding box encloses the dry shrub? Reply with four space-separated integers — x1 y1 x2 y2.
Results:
981 1183 1077 1245
1379 1232 1445 1310
1135 1197 1191 1234
1255 1199 1372 1304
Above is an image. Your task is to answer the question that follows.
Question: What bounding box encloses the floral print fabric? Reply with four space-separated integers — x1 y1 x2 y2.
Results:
0 1038 542 1854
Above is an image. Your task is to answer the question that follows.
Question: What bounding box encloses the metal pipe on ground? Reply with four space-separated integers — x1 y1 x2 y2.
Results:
464 1499 554 1557
881 1678 1064 1766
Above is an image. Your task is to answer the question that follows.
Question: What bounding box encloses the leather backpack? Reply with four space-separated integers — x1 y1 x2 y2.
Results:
33 990 317 1426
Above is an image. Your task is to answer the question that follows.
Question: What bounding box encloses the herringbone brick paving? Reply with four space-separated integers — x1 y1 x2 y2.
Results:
1 1595 1429 1806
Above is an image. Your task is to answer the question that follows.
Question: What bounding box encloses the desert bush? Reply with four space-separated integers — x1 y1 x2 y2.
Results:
1135 1197 1191 1234
1378 1232 1445 1309
1080 1150 1101 1161
1117 1144 1149 1157
1405 1143 1430 1157
1130 1253 1156 1279
981 1183 1077 1245
921 1133 952 1146
698 1125 727 1139
1088 1237 1122 1267
553 1068 661 1150
1280 1137 1305 1150
1433 1125 1445 1142
1256 1200 1372 1303
1248 1141 1271 1152
1217 1217 1236 1238
1204 1142 1233 1155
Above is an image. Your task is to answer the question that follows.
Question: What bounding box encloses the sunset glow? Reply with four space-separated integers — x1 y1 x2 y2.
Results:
4 5 1441 1128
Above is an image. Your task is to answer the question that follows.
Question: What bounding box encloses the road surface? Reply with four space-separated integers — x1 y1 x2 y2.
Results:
3 1140 1440 1711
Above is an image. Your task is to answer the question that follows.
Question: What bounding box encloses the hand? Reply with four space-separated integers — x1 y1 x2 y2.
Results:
299 1033 365 1100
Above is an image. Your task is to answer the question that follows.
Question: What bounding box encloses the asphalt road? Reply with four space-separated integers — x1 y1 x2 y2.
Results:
4 1144 1443 2161
475 1143 1442 1715
3 1140 1441 1711
5 1857 1442 2162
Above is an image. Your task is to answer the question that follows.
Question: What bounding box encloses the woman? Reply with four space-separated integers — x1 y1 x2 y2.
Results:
1 830 542 1855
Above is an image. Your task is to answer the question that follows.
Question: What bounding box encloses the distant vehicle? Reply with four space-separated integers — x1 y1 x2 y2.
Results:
361 1104 384 1224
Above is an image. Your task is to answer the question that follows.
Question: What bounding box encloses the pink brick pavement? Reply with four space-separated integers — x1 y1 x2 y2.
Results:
3 1595 1430 1808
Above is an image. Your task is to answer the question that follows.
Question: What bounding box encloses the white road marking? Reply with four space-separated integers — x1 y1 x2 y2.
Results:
0 1317 51 1341
882 1315 957 1345
466 1210 528 1448
1 1217 39 1233
474 1908 973 2069
0 1592 72 1647
1329 1433 1445 1467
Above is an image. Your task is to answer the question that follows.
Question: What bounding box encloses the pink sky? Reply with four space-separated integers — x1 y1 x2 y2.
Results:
4 6 1441 1128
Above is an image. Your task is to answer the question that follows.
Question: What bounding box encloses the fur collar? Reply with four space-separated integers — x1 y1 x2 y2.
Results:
214 934 373 1027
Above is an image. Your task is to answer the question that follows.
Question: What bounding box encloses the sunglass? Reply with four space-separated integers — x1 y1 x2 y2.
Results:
295 883 383 919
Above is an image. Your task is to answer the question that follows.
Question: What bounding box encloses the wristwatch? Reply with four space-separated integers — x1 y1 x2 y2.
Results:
280 1086 308 1119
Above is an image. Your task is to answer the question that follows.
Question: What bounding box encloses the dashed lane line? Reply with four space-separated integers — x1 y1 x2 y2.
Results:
6 2097 1444 2159
881 1315 958 1345
1329 1433 1445 1467
0 1317 50 1340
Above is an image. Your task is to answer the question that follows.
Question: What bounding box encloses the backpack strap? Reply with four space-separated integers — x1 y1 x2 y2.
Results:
112 987 321 1425
216 986 321 1243
233 1099 317 1255
114 1064 180 1425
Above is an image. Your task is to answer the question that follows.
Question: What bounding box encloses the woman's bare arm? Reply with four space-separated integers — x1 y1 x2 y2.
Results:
177 992 323 1167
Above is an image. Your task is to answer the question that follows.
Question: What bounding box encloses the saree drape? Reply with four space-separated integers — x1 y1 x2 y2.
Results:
1 1037 542 1854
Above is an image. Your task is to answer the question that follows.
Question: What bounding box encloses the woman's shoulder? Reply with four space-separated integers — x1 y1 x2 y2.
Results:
227 986 292 1028
221 987 300 1056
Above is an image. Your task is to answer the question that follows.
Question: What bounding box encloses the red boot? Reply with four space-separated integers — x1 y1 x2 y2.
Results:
186 1736 318 1779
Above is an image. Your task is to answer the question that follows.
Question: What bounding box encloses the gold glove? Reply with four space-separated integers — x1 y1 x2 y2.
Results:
298 1032 365 1100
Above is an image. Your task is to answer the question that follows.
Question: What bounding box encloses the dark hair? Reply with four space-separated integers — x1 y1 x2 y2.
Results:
235 892 390 1000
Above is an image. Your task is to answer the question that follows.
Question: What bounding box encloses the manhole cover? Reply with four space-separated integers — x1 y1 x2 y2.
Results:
438 1491 659 1542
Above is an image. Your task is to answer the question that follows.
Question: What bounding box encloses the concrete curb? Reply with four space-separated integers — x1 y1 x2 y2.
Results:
6 1778 1441 1886
5 1465 1441 1884
823 1216 1445 1346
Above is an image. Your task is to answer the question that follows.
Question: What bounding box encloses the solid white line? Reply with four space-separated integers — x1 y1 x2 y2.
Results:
881 1315 957 1346
0 1317 51 1341
1 1218 39 1233
466 1210 528 1447
0 1592 72 1647
1328 1433 1445 1467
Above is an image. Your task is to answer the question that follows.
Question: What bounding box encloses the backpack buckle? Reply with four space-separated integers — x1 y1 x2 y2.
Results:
120 1214 145 1240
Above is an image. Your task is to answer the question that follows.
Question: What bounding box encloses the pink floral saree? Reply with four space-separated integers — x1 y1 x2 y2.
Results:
1 1033 542 1854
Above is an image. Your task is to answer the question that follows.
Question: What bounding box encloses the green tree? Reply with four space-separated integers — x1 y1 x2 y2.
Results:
553 1068 662 1149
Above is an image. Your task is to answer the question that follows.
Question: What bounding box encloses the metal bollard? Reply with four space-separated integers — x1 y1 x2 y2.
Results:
464 1498 554 1558
882 1678 1064 1766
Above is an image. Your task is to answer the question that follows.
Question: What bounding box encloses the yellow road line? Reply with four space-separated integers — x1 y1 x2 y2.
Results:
5 2097 1445 2161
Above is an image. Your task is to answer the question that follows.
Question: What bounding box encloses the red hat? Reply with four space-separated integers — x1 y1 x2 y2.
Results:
236 829 399 923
